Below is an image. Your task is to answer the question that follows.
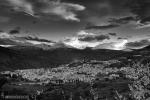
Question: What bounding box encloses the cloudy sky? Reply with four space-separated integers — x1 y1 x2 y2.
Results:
0 0 150 49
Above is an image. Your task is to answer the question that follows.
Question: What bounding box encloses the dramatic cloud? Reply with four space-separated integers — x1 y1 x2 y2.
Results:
108 16 150 29
114 40 128 50
78 34 110 42
9 27 21 34
4 0 85 21
77 30 110 42
108 16 136 24
6 0 34 16
126 39 150 49
64 37 101 49
0 32 13 39
108 33 117 36
78 0 131 19
22 36 55 45
104 0 150 29
39 0 85 21
85 24 119 30
126 0 150 28
136 21 150 29
83 0 150 29
127 0 150 20
23 36 54 43
0 31 55 46
63 31 109 49
0 0 150 42
139 16 150 24
118 37 128 40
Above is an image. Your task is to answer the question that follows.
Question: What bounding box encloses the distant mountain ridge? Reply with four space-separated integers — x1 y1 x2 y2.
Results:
0 45 126 71
0 32 150 71
0 43 150 71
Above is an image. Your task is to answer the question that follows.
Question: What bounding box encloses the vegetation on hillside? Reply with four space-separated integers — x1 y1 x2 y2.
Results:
1 57 150 100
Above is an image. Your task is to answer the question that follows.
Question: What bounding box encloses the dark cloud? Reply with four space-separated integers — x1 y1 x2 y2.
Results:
81 0 150 29
0 0 149 41
83 0 150 28
126 0 150 19
126 0 150 25
139 17 150 24
108 33 117 36
23 36 54 43
108 16 136 24
68 0 130 17
78 34 110 42
9 27 21 34
85 24 119 30
118 37 128 40
0 30 4 32
126 39 150 49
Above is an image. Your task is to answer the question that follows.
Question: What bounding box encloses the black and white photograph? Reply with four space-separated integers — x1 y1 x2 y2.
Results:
0 0 150 100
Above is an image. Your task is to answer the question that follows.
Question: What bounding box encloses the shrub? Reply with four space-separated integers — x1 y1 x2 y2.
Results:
127 62 150 100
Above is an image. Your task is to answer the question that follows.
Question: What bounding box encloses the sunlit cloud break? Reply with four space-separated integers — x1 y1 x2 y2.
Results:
113 40 128 50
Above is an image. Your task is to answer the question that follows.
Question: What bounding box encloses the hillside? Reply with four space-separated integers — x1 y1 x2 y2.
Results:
0 44 150 71
0 46 126 71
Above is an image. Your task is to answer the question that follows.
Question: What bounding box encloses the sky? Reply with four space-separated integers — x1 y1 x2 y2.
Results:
0 0 150 49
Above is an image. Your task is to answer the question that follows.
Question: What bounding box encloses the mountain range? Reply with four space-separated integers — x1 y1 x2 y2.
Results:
0 32 150 71
0 42 150 71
